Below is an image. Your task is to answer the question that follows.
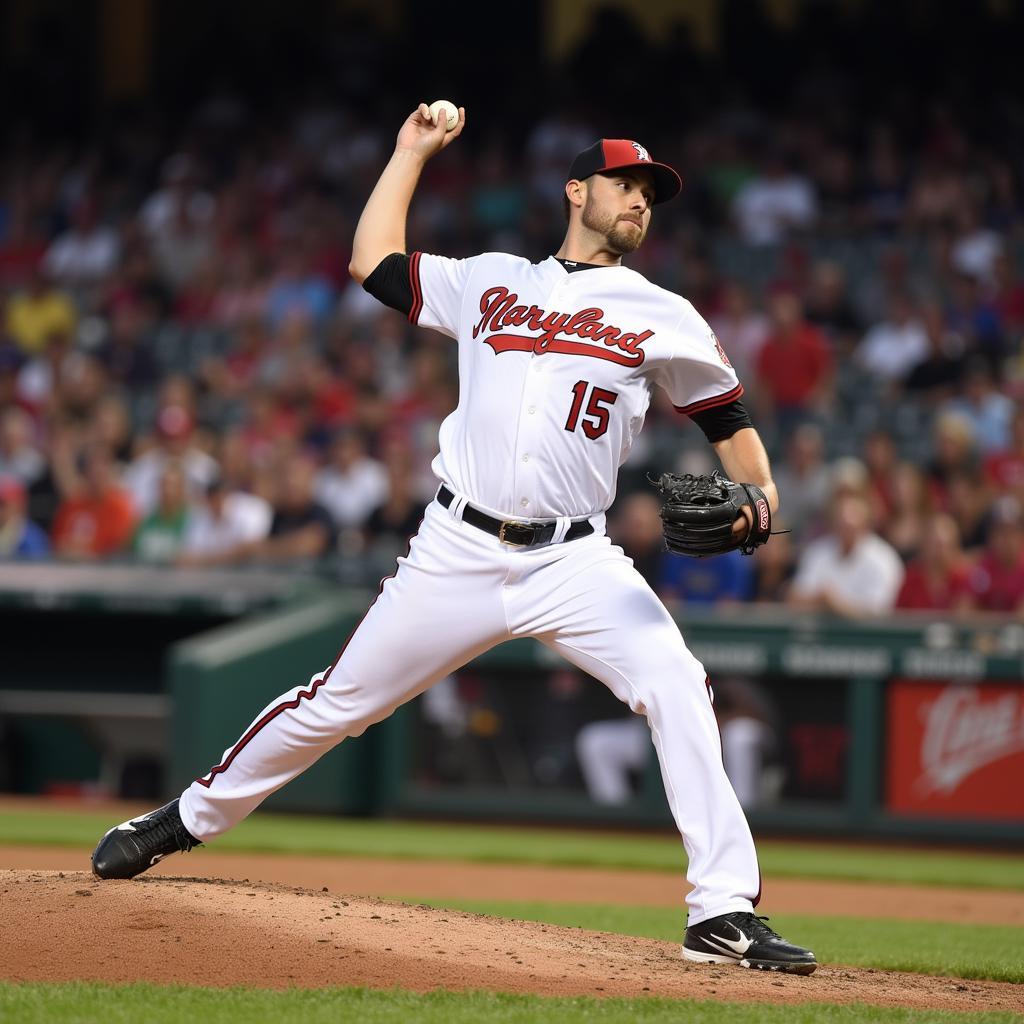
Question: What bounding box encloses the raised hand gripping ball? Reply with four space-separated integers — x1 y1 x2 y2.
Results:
428 99 459 132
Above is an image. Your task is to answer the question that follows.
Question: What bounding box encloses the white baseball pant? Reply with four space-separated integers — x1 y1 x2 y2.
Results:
179 489 761 924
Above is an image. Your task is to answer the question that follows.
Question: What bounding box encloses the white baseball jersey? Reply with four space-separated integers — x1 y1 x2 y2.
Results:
178 248 763 929
409 252 742 520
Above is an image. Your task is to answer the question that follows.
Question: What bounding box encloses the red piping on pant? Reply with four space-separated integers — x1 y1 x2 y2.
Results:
195 522 423 788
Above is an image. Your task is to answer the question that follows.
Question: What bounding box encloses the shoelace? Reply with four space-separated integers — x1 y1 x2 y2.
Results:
735 914 783 941
132 810 199 853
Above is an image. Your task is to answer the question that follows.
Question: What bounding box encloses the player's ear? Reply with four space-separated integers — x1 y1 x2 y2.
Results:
565 179 585 218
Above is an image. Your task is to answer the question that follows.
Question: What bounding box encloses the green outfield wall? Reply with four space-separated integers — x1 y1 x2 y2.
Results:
165 591 1024 843
2 563 1020 840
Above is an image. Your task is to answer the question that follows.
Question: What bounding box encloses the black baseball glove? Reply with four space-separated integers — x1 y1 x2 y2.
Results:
652 470 772 558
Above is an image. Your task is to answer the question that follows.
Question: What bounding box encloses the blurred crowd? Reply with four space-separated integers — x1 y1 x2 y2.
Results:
1 55 1023 618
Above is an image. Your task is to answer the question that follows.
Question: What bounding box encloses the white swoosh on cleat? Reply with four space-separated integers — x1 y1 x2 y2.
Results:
117 812 154 833
708 930 752 956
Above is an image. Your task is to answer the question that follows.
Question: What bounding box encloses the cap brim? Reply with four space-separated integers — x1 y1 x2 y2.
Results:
598 162 682 205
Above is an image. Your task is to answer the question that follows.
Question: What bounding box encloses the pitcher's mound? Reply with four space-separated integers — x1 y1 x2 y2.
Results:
0 871 1016 1012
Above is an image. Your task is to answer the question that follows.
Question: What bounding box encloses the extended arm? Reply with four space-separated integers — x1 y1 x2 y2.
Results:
713 426 779 540
348 102 465 283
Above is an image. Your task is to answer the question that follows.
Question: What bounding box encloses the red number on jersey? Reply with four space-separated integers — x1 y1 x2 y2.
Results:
564 380 619 440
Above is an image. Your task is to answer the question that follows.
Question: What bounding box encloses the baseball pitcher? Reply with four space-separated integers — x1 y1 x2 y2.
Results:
91 102 816 975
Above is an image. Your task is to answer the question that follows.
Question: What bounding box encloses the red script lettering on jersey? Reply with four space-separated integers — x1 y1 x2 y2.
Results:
472 287 651 366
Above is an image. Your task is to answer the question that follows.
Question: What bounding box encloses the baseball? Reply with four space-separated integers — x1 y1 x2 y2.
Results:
428 99 459 132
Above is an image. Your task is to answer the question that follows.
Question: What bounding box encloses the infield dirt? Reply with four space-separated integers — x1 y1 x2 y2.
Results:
2 871 1022 1012
1 843 1022 925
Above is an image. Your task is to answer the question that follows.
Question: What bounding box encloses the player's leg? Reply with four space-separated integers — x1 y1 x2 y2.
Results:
506 536 815 972
513 541 759 921
92 501 510 876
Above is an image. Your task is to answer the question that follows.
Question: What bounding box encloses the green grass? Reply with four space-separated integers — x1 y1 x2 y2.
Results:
0 983 1019 1024
2 806 1023 890
409 900 1024 985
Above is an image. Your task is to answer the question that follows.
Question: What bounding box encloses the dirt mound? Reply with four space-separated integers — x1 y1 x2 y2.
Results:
5 845 1023 926
1 871 1019 1012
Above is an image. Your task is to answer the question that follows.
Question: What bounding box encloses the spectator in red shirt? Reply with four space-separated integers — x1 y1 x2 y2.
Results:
984 406 1024 496
173 260 220 325
960 497 1024 614
239 389 301 468
896 513 971 611
305 354 358 434
755 290 832 430
992 252 1024 336
863 429 900 518
51 445 137 559
0 202 47 287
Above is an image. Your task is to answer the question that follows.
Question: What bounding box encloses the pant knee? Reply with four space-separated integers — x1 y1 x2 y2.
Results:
629 658 711 722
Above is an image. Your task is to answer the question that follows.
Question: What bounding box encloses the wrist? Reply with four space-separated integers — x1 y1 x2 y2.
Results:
391 146 428 169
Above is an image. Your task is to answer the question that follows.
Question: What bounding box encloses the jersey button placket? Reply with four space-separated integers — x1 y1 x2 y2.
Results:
514 274 562 516
516 346 550 517
515 441 537 515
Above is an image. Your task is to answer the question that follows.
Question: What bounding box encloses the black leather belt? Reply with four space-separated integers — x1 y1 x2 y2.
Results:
438 485 594 548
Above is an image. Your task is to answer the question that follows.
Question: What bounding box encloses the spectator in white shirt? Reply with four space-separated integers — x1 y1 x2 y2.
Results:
122 405 219 517
854 293 929 383
139 154 215 239
178 476 272 566
951 204 1003 286
42 198 119 293
731 151 818 246
789 493 905 617
314 428 388 530
0 406 46 487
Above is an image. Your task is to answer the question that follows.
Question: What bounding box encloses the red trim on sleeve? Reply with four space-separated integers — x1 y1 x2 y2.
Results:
673 383 744 417
408 251 424 324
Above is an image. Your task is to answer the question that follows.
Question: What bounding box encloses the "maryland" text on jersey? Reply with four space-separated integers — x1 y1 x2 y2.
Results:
471 286 653 366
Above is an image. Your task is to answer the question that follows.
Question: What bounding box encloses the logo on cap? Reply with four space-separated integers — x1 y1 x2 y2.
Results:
632 142 651 162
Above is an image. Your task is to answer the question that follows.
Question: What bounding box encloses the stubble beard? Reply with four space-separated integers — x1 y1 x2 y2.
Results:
581 194 645 255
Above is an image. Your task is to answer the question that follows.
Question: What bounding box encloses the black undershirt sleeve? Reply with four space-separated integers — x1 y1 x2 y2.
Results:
688 398 754 443
361 252 413 315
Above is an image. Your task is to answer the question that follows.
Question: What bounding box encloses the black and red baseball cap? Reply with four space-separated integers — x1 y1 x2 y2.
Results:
568 139 682 205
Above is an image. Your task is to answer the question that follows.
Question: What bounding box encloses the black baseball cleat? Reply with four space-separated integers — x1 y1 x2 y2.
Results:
91 799 201 880
682 912 817 975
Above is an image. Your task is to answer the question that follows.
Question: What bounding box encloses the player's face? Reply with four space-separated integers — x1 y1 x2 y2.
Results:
581 171 654 254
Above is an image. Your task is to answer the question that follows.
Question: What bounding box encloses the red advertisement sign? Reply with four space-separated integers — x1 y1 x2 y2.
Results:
886 680 1024 820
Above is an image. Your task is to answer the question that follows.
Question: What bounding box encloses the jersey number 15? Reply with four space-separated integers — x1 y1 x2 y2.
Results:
564 380 618 440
